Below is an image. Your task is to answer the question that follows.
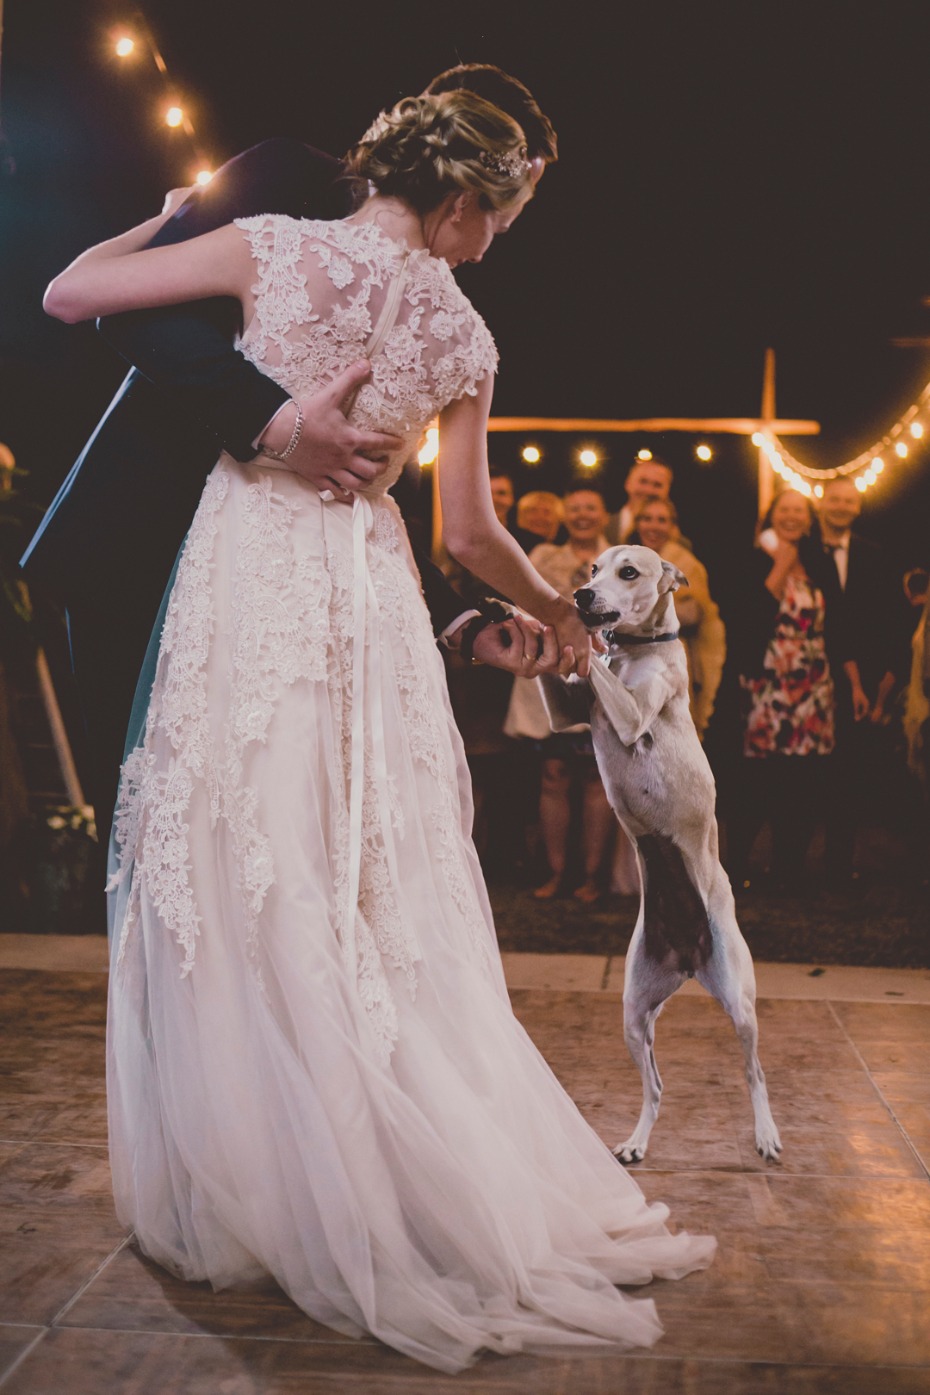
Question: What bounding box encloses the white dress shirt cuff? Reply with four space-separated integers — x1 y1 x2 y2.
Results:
438 610 481 649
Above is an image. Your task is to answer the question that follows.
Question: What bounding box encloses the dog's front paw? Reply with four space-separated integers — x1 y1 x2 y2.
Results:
755 1125 783 1162
612 1141 646 1166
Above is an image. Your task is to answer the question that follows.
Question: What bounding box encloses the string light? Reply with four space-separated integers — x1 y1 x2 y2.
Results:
695 443 713 462
762 378 930 494
636 448 653 461
579 448 599 468
108 13 214 179
522 445 541 464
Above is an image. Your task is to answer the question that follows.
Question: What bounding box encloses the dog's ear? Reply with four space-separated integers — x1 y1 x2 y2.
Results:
658 560 688 593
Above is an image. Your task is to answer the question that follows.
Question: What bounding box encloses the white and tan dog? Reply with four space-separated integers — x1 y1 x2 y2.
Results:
540 544 781 1164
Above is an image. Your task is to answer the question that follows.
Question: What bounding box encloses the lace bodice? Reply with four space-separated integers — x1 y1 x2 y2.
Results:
235 214 498 495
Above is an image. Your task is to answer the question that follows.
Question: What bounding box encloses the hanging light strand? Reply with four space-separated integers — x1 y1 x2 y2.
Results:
110 11 215 184
759 378 930 495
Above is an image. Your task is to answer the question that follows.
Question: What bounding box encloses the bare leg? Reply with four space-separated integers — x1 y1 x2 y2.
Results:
575 767 615 901
535 756 571 897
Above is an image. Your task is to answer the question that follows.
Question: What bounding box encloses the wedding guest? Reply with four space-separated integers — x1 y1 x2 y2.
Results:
630 497 726 738
816 476 903 879
605 456 673 545
505 487 615 900
903 570 929 794
489 470 516 526
515 489 564 549
720 489 867 888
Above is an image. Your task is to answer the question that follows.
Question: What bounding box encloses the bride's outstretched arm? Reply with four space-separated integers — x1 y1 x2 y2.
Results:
43 213 253 326
439 377 594 675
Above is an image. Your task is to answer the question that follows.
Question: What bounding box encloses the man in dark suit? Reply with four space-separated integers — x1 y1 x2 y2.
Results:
817 476 903 879
21 65 559 849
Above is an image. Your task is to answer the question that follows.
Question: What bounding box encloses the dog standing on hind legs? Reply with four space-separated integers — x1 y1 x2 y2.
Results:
539 544 782 1165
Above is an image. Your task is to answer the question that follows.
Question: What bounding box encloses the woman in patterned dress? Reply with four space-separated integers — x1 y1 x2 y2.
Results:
723 489 866 886
44 90 714 1372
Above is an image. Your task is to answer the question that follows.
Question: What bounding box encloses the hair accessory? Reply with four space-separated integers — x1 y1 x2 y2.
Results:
479 144 531 179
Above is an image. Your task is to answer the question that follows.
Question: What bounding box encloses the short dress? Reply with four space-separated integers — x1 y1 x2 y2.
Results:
741 570 835 758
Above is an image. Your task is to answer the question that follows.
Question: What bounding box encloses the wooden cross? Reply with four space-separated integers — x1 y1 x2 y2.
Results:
430 350 820 553
486 349 820 517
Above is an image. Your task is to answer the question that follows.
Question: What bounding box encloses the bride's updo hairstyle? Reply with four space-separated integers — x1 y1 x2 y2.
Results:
345 90 533 215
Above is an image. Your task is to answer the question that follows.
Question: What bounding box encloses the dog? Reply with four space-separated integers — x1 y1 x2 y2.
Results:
539 544 781 1164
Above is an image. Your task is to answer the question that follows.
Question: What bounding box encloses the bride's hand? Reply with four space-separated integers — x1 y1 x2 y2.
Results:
549 598 600 677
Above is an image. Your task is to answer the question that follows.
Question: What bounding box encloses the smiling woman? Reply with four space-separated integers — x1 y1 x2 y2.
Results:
718 489 867 888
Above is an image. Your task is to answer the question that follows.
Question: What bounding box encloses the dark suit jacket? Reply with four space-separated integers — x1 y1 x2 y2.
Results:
22 138 465 632
21 138 469 840
826 533 902 697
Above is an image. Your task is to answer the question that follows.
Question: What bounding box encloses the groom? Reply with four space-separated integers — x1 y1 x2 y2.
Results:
21 65 560 848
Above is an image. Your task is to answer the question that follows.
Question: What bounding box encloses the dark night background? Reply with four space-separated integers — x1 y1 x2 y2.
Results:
1 0 929 575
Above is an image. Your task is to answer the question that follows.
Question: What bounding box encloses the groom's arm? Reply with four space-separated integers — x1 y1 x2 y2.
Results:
98 139 347 461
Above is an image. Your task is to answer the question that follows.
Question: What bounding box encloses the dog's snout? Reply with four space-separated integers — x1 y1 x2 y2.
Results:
574 588 595 611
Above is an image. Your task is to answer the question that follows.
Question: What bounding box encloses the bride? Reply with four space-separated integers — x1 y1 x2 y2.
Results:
44 89 714 1372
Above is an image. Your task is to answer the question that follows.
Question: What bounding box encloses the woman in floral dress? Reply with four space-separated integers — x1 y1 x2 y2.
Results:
724 489 866 885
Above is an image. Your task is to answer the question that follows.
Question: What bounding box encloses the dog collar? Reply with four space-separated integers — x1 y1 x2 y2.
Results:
603 629 680 647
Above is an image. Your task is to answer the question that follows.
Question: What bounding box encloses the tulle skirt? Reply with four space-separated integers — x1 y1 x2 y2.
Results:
106 460 714 1373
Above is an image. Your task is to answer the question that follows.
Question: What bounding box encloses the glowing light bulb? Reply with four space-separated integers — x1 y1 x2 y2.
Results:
115 36 135 57
895 441 908 458
165 106 184 128
751 431 763 447
695 443 713 462
636 448 653 461
417 426 439 467
195 169 214 186
521 445 541 464
814 484 824 498
910 422 924 439
855 476 868 492
579 449 598 468
873 458 885 474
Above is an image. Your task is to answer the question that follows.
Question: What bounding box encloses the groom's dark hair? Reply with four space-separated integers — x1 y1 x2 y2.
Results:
424 64 558 165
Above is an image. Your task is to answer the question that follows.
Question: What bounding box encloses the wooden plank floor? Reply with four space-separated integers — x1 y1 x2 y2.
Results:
1 948 928 1394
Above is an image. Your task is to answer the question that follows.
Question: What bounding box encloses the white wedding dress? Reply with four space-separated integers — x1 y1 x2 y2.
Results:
106 214 714 1373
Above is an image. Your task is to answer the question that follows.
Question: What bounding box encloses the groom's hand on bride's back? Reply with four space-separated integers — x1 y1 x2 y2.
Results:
260 361 403 496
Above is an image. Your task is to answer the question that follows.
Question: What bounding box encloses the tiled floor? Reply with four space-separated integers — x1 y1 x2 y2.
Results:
1 944 929 1393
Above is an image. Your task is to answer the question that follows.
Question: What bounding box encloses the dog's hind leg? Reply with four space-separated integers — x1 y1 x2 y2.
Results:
614 939 685 1165
696 879 782 1161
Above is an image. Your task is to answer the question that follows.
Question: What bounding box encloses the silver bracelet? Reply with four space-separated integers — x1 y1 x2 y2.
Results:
260 401 303 462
